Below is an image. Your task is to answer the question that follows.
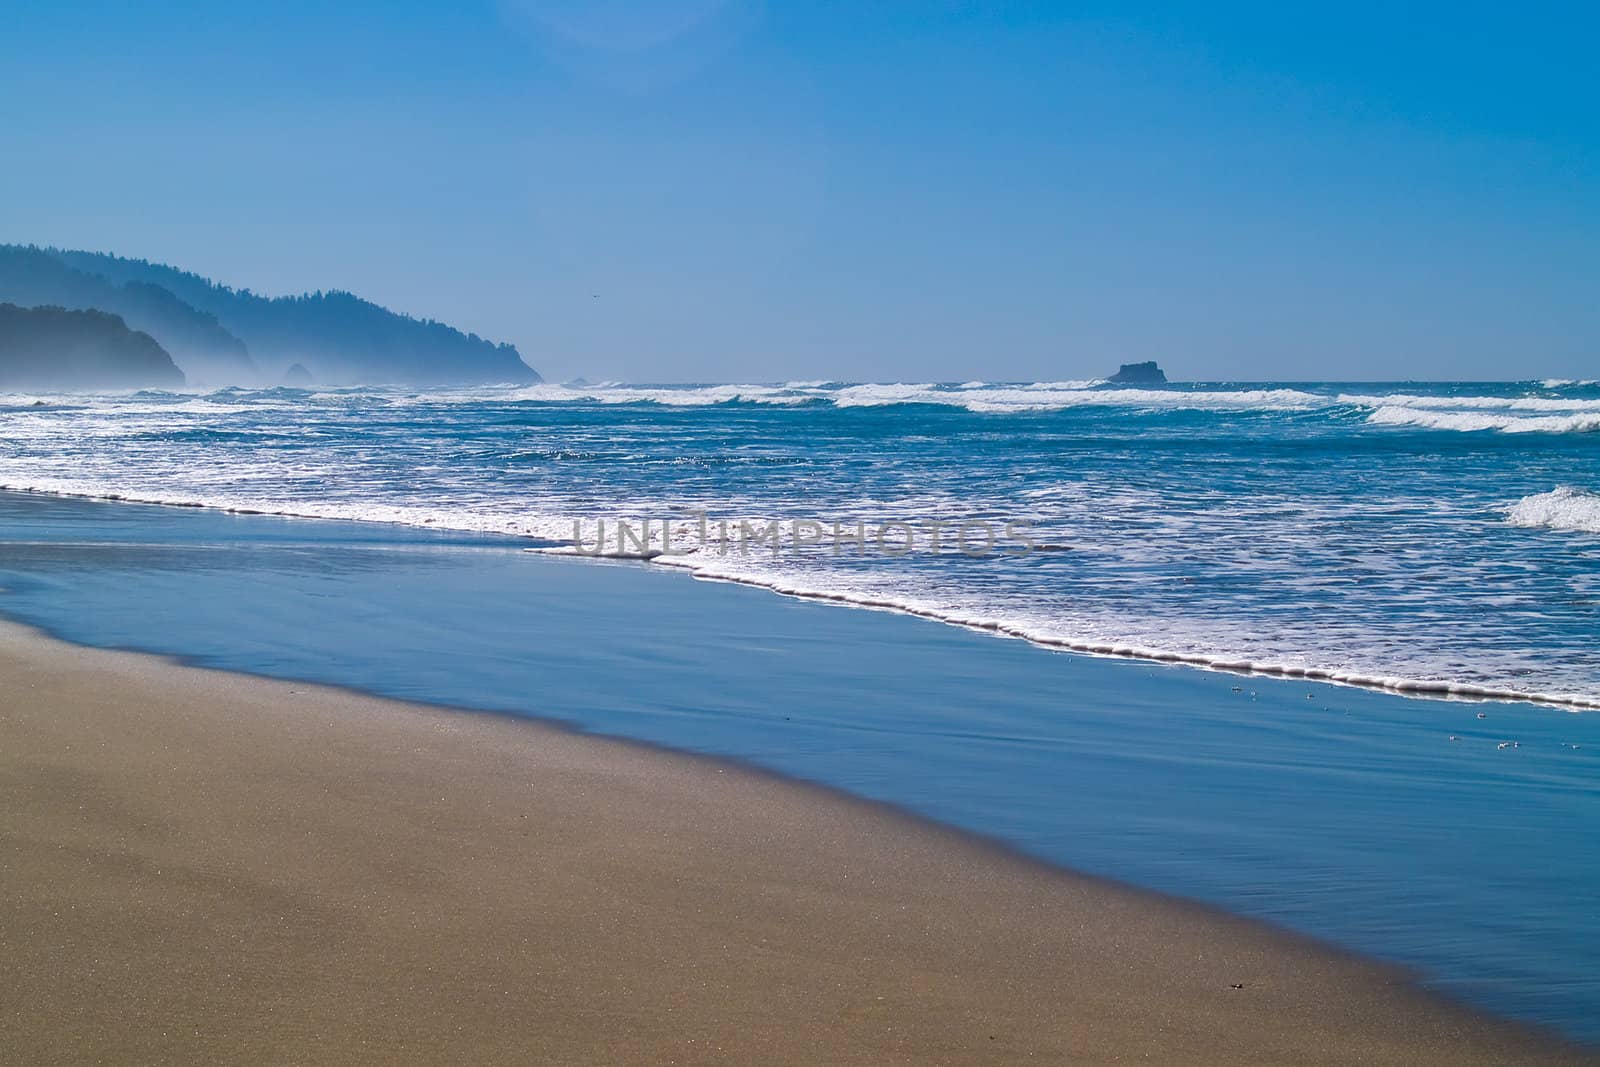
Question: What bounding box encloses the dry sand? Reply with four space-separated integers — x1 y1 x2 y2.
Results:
0 620 1588 1065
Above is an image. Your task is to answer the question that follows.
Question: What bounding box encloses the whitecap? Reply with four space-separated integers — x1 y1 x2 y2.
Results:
1342 392 1600 413
1507 487 1600 535
1367 406 1600 434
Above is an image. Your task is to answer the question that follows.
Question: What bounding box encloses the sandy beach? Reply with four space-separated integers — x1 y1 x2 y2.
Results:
0 619 1586 1065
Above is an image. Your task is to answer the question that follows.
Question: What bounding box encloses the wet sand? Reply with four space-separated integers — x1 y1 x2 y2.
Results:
0 620 1587 1065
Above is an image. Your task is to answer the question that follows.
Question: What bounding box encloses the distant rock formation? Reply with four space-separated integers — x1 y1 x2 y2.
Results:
284 362 314 385
0 303 185 390
1107 361 1167 385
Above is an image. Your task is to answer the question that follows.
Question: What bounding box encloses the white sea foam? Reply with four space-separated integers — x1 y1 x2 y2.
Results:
0 477 586 543
175 380 1600 421
1022 380 1102 390
1507 487 1600 536
6 380 1599 711
828 383 941 407
1345 388 1600 434
829 384 1322 413
502 383 818 406
650 552 1600 711
1367 406 1600 434
7 470 1599 711
388 381 1324 414
13 381 1600 421
1342 392 1600 413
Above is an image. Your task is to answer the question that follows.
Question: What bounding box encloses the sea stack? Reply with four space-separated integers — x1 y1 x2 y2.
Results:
1107 361 1167 384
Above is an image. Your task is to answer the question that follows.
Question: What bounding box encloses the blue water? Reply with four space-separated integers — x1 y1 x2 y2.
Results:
4 379 1599 705
2 379 1600 1040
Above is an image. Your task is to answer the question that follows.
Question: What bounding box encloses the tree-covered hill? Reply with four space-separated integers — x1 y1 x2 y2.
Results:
0 303 185 390
0 246 253 384
46 248 539 385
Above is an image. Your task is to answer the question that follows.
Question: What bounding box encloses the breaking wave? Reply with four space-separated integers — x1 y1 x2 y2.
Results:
5 377 1599 709
1366 406 1600 434
484 381 1324 414
1507 487 1600 536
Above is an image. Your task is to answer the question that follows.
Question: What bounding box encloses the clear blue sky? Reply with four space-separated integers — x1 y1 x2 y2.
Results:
2 1 1594 382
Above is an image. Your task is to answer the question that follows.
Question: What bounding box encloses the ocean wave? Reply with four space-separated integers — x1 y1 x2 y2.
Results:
647 553 1600 711
490 382 1599 417
0 479 580 543
1342 392 1600 413
6 381 1599 711
504 383 820 406
6 471 1599 711
827 384 1322 413
14 380 1600 421
0 395 63 411
39 380 1600 420
1366 406 1600 434
410 381 1324 414
1023 379 1104 390
1507 487 1600 535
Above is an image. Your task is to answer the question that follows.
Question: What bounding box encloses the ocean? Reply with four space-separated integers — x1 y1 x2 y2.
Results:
4 378 1599 707
2 378 1599 1040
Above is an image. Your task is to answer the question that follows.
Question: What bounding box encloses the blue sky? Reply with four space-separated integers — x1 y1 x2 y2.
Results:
1 1 1594 382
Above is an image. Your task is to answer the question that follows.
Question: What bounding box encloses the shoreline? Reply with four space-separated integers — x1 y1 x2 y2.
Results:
1 618 1589 1064
0 614 1481 954
5 482 1597 712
